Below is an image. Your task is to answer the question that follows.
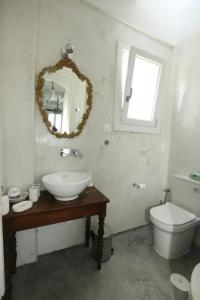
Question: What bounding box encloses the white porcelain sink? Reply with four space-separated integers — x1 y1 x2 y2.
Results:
42 172 91 201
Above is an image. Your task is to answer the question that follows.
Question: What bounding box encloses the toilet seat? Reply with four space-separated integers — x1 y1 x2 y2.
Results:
150 202 195 226
150 214 199 233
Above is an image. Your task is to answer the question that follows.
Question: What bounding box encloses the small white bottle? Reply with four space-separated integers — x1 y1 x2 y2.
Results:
32 184 40 197
29 186 39 202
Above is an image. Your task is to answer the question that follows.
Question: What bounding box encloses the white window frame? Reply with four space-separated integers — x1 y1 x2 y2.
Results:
114 42 165 134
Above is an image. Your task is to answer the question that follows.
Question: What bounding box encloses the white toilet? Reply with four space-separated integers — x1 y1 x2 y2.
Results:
150 175 200 259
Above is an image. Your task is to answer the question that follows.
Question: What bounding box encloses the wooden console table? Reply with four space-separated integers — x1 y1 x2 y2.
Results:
2 187 109 300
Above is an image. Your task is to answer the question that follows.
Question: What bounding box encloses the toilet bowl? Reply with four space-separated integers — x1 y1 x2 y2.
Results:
150 202 200 259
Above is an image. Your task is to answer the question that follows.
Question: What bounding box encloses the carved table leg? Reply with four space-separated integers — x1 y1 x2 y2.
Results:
85 217 91 248
3 233 17 300
10 234 17 275
96 215 105 270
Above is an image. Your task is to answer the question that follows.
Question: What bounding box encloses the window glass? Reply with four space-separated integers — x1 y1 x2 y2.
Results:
127 55 161 121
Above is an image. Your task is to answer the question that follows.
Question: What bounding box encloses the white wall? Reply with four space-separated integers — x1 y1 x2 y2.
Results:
1 0 172 265
83 0 200 46
168 31 200 182
0 0 4 186
168 31 200 244
1 0 37 264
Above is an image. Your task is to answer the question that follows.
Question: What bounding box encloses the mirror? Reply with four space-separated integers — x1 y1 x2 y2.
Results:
36 58 93 138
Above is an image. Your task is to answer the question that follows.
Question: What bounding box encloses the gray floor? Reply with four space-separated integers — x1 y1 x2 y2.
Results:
13 225 200 300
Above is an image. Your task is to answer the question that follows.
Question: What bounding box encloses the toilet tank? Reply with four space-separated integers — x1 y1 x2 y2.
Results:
172 175 200 217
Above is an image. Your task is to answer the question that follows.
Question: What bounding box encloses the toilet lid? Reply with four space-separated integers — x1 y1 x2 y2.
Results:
191 263 200 300
150 202 196 226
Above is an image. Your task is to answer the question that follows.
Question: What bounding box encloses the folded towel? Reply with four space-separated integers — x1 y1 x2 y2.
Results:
190 172 200 181
0 196 9 297
0 196 9 215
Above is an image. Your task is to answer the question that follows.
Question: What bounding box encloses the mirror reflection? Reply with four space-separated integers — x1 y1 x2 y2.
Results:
43 67 87 134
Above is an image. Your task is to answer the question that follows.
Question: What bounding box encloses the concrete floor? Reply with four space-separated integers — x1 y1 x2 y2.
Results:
13 225 200 300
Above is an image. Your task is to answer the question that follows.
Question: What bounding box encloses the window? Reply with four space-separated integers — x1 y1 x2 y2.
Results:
48 112 62 132
114 43 164 133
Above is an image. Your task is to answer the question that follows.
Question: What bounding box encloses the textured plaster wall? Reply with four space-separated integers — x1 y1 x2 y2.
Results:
35 0 172 257
1 0 37 265
0 0 4 187
2 0 172 265
83 0 200 46
167 31 200 244
168 31 200 180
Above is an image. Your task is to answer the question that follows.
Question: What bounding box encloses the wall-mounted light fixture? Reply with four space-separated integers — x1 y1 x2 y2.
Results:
48 82 57 103
62 43 74 59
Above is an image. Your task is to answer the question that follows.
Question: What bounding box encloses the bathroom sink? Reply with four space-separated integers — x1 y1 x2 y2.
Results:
42 172 91 201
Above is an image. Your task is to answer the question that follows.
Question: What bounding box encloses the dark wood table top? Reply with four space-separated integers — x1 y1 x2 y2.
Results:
3 187 109 236
3 187 109 219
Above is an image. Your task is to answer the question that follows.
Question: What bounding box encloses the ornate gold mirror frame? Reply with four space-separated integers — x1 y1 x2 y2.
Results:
36 57 93 138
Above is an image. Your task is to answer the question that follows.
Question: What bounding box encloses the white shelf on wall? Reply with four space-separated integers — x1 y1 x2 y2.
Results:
173 174 200 185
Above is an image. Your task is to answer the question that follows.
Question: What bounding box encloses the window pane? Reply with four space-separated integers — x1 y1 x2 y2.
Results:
55 114 62 131
48 112 54 124
48 112 62 132
127 55 161 121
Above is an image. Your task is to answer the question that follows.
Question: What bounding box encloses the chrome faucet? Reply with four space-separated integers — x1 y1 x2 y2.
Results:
60 148 83 158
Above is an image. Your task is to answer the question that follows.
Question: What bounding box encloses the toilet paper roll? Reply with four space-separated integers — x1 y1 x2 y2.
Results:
0 196 9 215
137 184 146 189
133 183 146 189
